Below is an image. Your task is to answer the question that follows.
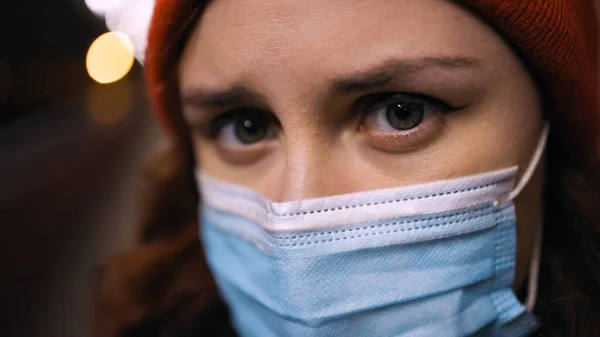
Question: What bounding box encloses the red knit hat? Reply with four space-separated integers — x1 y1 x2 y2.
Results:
145 0 599 167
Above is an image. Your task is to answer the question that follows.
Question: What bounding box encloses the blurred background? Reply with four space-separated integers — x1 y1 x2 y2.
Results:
0 1 161 336
0 1 599 337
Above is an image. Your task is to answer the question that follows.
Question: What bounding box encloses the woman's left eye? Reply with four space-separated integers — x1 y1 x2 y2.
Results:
358 93 456 150
363 93 452 131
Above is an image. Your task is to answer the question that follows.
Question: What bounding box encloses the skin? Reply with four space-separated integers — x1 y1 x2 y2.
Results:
178 0 545 294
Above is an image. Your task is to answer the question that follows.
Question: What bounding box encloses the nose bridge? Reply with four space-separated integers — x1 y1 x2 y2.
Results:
279 132 336 201
267 81 351 201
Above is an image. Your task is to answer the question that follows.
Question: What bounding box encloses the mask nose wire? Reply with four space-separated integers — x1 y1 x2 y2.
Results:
493 123 549 313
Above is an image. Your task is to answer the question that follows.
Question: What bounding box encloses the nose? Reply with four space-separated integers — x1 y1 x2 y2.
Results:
276 136 359 201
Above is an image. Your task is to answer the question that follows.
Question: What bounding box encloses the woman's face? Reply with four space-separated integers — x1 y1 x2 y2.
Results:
179 0 544 290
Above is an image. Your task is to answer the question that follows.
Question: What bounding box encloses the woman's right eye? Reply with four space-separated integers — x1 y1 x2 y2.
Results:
209 108 277 147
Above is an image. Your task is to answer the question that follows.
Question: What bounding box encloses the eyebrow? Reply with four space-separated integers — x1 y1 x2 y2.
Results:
180 86 263 108
180 56 481 108
328 56 482 94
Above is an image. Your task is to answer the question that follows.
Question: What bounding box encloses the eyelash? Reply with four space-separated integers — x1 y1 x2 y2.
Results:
358 92 457 117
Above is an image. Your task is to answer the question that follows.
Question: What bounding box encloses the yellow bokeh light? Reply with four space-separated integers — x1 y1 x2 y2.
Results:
86 32 135 84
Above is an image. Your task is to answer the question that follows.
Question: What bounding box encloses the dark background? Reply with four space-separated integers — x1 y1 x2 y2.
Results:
0 1 160 336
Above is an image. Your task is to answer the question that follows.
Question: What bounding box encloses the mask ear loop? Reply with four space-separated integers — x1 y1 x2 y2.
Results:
494 124 549 313
507 125 550 202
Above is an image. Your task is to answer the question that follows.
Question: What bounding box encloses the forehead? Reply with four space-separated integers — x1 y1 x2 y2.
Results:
179 0 501 89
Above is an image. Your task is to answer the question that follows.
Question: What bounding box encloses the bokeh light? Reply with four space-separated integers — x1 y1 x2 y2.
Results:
86 32 134 84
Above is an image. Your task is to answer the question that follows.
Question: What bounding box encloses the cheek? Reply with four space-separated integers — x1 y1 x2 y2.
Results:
196 139 289 199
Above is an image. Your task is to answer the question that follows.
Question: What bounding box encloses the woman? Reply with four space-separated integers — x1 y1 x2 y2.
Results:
95 0 600 336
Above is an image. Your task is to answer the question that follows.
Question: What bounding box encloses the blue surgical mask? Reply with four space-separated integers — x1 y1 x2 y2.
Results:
197 125 549 337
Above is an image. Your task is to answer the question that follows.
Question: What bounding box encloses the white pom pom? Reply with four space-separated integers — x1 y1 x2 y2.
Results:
85 0 124 16
86 0 156 64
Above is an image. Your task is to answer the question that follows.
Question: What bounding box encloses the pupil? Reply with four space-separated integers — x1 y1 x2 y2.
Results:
235 113 268 143
386 102 424 130
393 104 411 119
243 119 258 133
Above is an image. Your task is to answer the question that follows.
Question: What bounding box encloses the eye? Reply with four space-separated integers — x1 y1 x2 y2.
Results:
210 108 277 146
358 93 457 151
202 108 279 165
363 93 452 131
